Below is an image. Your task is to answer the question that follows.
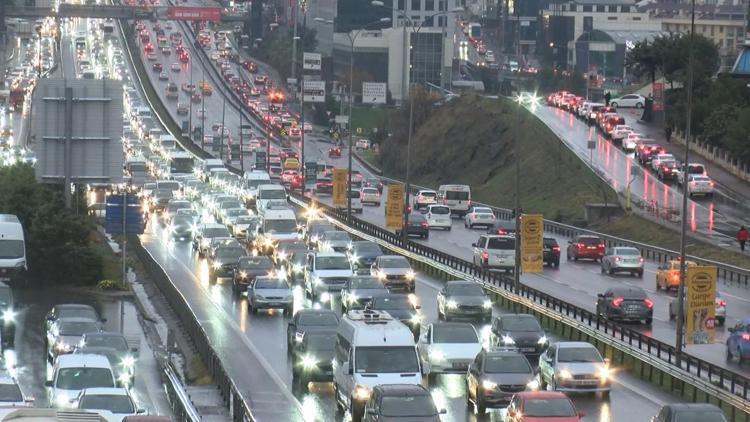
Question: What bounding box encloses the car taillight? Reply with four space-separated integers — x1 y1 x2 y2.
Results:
644 298 654 308
612 297 624 307
481 251 489 261
552 246 560 252
716 299 726 306
598 243 605 249
742 333 750 341
710 181 715 187
496 229 507 235
638 256 644 263
576 242 584 248
614 256 621 262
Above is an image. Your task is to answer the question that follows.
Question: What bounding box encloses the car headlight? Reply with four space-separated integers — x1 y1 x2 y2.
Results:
121 355 136 369
118 372 132 385
295 331 304 343
55 392 72 407
410 313 422 325
446 300 458 309
482 380 497 390
353 385 371 401
405 270 416 280
527 379 540 390
313 277 323 286
347 294 359 304
277 251 287 261
320 292 331 303
201 239 210 247
348 254 359 264
429 349 445 362
55 341 72 352
310 235 319 243
537 335 549 345
502 335 515 345
2 309 16 323
301 354 318 369
239 271 247 279
557 369 573 380
213 261 222 270
293 264 303 273
483 300 492 309
598 366 611 381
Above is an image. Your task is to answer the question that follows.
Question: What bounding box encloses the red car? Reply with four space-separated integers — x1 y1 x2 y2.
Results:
152 62 163 72
505 391 584 422
328 147 341 158
566 235 605 261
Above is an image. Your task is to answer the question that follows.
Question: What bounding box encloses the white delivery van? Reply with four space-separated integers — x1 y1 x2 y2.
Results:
158 135 177 151
243 171 272 201
256 208 298 252
256 184 287 215
0 215 26 283
437 184 472 217
334 309 426 421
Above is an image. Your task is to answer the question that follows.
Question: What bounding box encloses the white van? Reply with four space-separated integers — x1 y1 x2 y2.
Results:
46 354 116 407
0 215 26 283
256 184 287 215
147 128 163 141
437 184 471 217
333 310 426 421
158 135 177 151
257 208 298 249
243 171 272 201
200 159 225 180
337 190 362 214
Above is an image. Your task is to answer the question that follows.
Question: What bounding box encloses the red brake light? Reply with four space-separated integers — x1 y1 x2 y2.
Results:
741 333 750 341
481 251 489 261
612 297 624 307
644 298 654 308
496 229 507 235
552 246 560 252
716 299 726 306
576 242 584 248
420 222 428 228
598 243 605 249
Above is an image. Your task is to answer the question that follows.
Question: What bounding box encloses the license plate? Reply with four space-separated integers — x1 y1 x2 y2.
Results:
452 362 469 370
587 246 596 249
575 380 598 385
521 347 536 352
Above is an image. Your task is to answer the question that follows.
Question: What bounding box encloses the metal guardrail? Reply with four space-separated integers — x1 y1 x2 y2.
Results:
290 194 750 420
163 361 202 422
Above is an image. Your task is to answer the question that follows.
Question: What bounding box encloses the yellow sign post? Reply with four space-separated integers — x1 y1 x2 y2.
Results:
385 183 404 230
520 214 544 273
685 266 717 345
332 168 347 207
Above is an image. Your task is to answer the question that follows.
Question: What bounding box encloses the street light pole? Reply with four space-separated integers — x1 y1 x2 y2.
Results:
675 0 697 365
291 0 299 91
513 15 522 294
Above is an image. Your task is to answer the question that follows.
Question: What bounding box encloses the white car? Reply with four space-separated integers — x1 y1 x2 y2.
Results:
355 139 370 149
418 322 481 383
610 125 633 142
651 153 675 171
360 187 381 206
75 387 142 421
0 376 31 407
610 94 645 108
686 174 714 197
464 206 495 229
623 133 645 152
171 62 181 72
47 354 116 408
424 205 452 230
413 189 437 210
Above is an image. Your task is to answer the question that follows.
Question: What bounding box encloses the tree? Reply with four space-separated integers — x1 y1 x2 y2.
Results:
626 38 662 84
255 25 318 81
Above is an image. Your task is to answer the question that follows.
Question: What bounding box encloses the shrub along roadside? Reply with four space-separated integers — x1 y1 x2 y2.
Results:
0 164 103 285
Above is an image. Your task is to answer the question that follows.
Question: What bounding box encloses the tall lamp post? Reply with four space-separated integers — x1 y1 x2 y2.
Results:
372 0 463 245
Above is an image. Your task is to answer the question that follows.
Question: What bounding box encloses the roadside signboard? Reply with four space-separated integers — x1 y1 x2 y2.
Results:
304 161 317 184
303 52 322 71
685 266 717 345
520 214 543 273
653 82 664 112
166 6 221 22
362 82 387 104
303 80 325 103
385 183 404 230
105 194 144 235
332 168 347 207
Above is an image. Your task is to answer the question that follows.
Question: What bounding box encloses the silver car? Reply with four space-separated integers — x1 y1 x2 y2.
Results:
538 341 611 397
318 231 352 253
47 317 103 360
247 276 294 315
418 323 481 382
600 246 643 277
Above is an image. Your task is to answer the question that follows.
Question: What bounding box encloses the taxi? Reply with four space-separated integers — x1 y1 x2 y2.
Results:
655 259 698 290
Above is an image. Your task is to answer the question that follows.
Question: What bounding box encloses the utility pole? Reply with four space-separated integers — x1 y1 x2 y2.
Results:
219 96 226 161
513 4 522 294
291 0 298 94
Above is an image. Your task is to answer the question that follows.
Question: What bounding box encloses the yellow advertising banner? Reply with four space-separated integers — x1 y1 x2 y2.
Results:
520 214 544 273
685 266 717 345
332 168 347 207
385 183 404 230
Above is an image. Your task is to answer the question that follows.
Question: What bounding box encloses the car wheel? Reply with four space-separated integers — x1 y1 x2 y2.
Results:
727 345 733 361
611 102 618 108
476 393 487 414
635 102 643 108
637 270 644 278
600 266 606 274
645 317 653 326
608 268 615 275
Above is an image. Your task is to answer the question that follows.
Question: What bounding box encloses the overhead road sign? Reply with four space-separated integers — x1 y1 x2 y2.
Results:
362 82 386 104
303 53 322 71
166 6 221 22
105 194 144 235
302 80 325 103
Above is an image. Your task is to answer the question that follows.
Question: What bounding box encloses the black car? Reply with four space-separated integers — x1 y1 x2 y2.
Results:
363 384 444 422
274 240 308 283
208 243 248 284
396 213 429 239
487 219 516 235
232 256 274 295
489 314 549 357
651 403 727 422
340 276 389 313
596 286 653 325
347 241 383 273
286 309 340 353
170 215 193 241
466 350 537 413
291 329 337 388
543 237 560 267
367 294 422 339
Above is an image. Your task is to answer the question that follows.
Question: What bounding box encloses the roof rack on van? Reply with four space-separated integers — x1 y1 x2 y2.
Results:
347 309 392 324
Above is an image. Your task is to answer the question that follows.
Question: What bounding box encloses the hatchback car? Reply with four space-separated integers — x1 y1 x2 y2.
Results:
247 276 293 315
75 331 136 385
566 235 605 261
208 243 248 283
291 329 336 388
596 286 653 325
418 322 481 382
317 230 352 253
600 246 644 277
506 391 585 422
47 317 103 360
464 206 496 229
423 205 452 230
363 384 445 422
286 308 340 353
651 403 727 422
437 280 492 322
466 350 538 413
232 256 274 295
398 213 430 239
490 314 548 356
543 238 561 267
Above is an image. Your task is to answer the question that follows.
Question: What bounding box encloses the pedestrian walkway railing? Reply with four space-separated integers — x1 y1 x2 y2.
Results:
163 360 202 422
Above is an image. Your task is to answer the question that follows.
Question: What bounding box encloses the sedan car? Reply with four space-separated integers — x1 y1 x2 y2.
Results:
397 213 429 239
413 190 437 210
367 294 422 339
317 230 352 253
347 241 383 274
437 280 492 322
363 384 445 422
538 341 611 397
360 187 381 206
419 322 481 382
423 205 452 230
286 309 340 352
371 255 416 292
566 235 605 261
490 314 548 356
466 350 539 413
46 304 102 333
464 206 496 229
171 62 181 72
600 246 644 277
176 102 188 115
75 387 142 420
291 329 336 388
75 331 136 385
208 242 248 283
505 391 585 422
158 70 169 81
247 276 293 315
47 317 103 360
596 286 653 325
340 276 389 313
232 256 274 295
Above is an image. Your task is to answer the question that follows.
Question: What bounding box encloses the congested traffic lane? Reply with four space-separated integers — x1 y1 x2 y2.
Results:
305 142 750 379
139 202 670 421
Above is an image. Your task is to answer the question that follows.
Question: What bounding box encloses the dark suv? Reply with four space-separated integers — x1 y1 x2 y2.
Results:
543 238 560 267
397 213 429 239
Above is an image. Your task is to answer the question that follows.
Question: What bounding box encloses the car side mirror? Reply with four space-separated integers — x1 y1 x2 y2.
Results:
728 327 735 333
508 410 517 417
568 240 573 244
421 362 431 375
101 318 107 323
439 408 447 414
24 397 34 403
415 305 421 310
471 243 476 247
44 380 53 387
137 408 146 414
597 293 604 298
578 411 587 417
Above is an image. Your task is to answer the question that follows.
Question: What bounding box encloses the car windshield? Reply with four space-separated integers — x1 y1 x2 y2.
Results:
158 181 180 191
379 257 410 268
172 216 192 226
615 248 640 256
264 219 297 233
316 256 350 270
260 189 286 199
324 232 350 241
474 208 493 214
673 410 728 422
523 398 576 417
298 312 338 326
350 277 384 289
203 227 231 238
352 242 381 254
79 394 135 414
255 279 290 290
380 395 437 417
56 368 114 390
362 188 378 194
430 207 450 215
447 284 484 296
445 191 469 200
0 240 24 259
215 248 246 261
691 176 710 182
501 316 542 331
225 209 247 217
433 325 478 343
83 335 128 351
355 346 419 373
239 257 273 270
487 237 515 249
0 384 23 402
59 321 100 336
58 307 98 321
305 332 337 350
484 354 533 373
557 347 603 363
372 296 410 310
220 201 242 210
419 192 437 198
236 217 257 225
